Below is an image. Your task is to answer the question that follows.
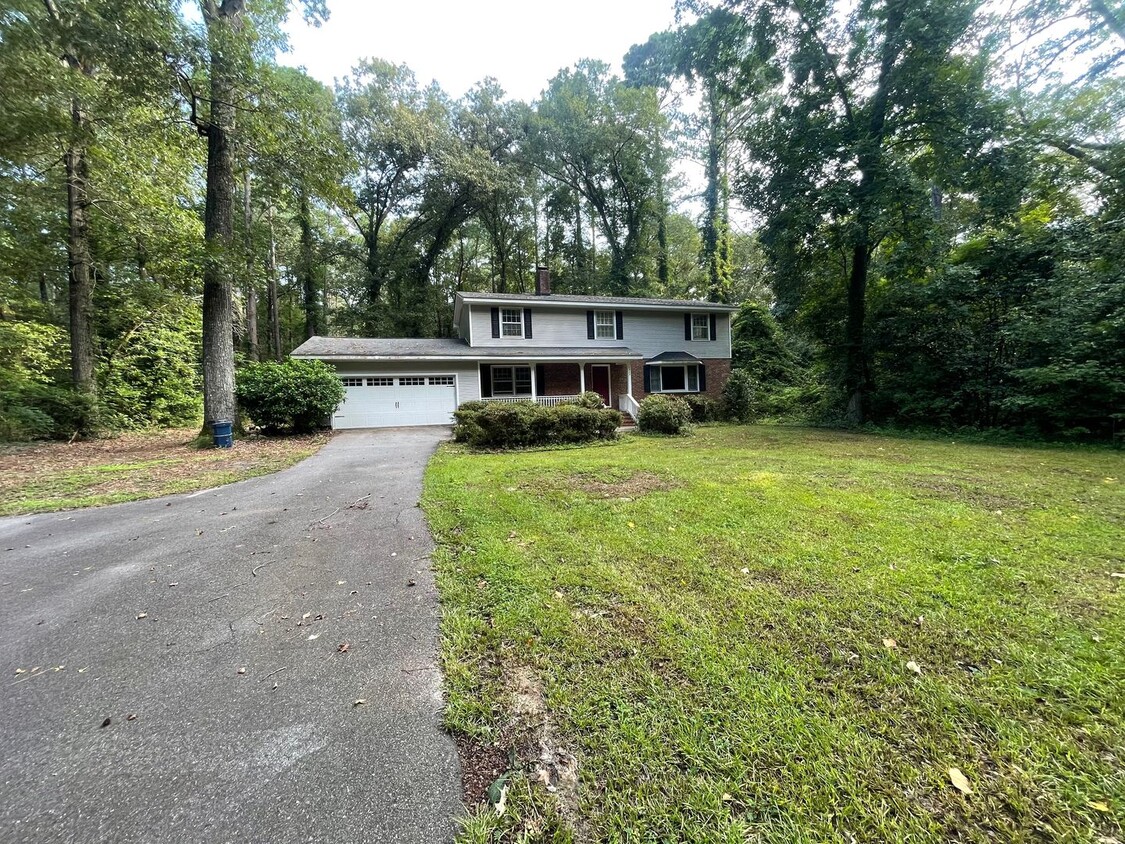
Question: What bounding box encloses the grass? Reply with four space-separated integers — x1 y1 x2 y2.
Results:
0 428 329 516
422 425 1124 843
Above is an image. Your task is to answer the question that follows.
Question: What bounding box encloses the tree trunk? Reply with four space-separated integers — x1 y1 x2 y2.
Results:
243 170 259 361
266 205 281 360
844 238 869 425
64 125 97 431
656 175 669 291
200 0 244 427
703 86 730 303
297 192 319 339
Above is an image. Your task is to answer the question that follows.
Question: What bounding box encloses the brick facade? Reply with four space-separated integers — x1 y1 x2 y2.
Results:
627 358 731 402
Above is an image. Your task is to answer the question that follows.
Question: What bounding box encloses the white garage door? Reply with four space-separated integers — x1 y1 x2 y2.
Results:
333 375 457 429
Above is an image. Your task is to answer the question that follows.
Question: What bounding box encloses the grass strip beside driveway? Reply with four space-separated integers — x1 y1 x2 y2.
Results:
423 425 1124 843
0 429 328 516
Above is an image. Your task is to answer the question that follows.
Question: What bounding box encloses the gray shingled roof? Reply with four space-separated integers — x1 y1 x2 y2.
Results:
648 350 702 363
457 291 738 311
291 336 642 360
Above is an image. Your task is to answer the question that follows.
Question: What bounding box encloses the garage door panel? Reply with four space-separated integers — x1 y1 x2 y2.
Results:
333 375 457 429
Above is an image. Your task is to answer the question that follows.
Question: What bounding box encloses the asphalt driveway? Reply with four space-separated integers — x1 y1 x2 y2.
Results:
0 428 461 844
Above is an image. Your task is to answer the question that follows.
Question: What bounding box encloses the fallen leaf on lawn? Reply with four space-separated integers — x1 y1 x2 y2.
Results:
337 580 346 585
907 661 923 675
721 792 733 802
1110 573 1125 579
136 613 147 620
949 768 972 795
494 784 508 816
337 643 350 653
407 579 416 587
126 713 137 721
307 633 319 641
14 668 25 675
100 717 111 728
883 638 897 649
740 567 750 574
301 612 311 620
627 521 635 529
352 698 366 706
1088 800 1111 812
236 667 246 675
508 531 517 539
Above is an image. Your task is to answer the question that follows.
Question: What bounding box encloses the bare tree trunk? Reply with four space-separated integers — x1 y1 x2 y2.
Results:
297 192 319 339
656 174 668 291
65 128 97 430
266 205 281 361
703 85 730 303
39 273 49 303
200 0 244 427
243 170 259 361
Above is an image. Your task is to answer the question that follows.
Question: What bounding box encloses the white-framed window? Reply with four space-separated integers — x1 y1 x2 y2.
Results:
399 376 426 386
428 376 455 386
340 377 364 387
651 364 699 393
491 365 532 396
595 310 616 339
367 377 394 386
691 314 710 341
501 308 524 337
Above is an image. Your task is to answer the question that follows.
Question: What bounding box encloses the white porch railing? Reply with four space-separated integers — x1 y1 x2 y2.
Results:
480 395 582 407
618 394 640 418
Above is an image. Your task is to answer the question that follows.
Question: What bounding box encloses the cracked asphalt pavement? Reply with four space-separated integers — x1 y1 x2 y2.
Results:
0 428 461 843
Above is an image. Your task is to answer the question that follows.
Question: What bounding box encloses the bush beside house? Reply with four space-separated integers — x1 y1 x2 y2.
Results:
637 394 693 435
236 359 344 434
453 400 621 448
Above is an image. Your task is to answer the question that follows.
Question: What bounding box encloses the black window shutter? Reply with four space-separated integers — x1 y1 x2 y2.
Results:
643 365 651 393
490 308 500 338
536 364 546 394
684 313 692 341
523 308 533 339
709 313 718 341
586 310 595 339
480 364 492 397
615 310 624 340
698 364 707 392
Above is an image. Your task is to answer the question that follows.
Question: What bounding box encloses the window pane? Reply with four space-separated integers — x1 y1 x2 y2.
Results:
692 314 709 341
501 308 523 337
492 366 514 395
687 365 698 391
662 366 686 390
514 366 532 394
649 366 661 392
595 310 615 339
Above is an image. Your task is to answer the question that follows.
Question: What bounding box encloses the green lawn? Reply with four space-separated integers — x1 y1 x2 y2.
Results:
422 425 1124 843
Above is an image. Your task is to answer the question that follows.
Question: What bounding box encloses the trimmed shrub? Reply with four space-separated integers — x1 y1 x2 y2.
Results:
452 401 621 448
236 359 345 433
683 394 719 423
576 391 605 409
637 394 692 435
722 369 756 423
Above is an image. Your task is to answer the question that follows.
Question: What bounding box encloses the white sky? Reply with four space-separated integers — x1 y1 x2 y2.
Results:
282 0 681 102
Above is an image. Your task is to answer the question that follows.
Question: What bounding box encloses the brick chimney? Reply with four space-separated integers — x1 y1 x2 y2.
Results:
535 265 551 295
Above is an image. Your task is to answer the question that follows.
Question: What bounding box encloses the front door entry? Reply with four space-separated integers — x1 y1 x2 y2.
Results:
591 365 611 407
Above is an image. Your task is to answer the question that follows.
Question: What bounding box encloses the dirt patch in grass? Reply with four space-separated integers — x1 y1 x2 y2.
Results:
906 474 1030 511
567 469 678 499
0 428 329 516
454 735 510 806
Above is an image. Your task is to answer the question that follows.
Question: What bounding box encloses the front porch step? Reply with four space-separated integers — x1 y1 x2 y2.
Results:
617 412 637 431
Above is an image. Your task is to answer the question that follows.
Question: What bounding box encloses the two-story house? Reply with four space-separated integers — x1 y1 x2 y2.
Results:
289 269 737 429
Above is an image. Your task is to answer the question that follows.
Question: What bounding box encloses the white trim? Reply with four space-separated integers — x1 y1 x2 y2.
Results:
500 307 524 338
650 363 701 394
594 309 616 339
690 313 710 342
293 354 643 363
579 363 585 394
459 295 737 313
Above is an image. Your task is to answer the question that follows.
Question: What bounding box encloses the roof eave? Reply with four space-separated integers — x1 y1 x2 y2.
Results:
455 293 737 313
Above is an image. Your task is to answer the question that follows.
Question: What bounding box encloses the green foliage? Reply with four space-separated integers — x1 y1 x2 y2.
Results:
721 369 756 423
683 393 719 423
636 394 692 435
576 391 605 409
452 401 621 449
235 359 344 433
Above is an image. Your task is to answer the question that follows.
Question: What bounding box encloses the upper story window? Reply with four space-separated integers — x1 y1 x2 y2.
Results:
501 308 524 337
594 310 616 339
691 313 710 341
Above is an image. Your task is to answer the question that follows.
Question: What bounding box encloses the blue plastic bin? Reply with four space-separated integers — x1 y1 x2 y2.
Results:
211 420 234 449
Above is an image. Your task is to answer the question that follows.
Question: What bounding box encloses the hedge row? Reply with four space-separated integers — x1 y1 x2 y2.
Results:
453 400 622 448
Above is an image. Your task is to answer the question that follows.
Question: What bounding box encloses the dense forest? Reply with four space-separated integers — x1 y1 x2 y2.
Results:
1 0 1121 440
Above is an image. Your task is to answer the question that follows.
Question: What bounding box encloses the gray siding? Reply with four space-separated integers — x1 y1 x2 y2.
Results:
468 305 731 359
327 359 482 401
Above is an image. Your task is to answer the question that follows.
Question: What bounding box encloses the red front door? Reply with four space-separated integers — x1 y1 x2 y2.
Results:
591 365 611 407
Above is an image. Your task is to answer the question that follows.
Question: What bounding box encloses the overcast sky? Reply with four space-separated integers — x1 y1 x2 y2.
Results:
282 0 681 101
